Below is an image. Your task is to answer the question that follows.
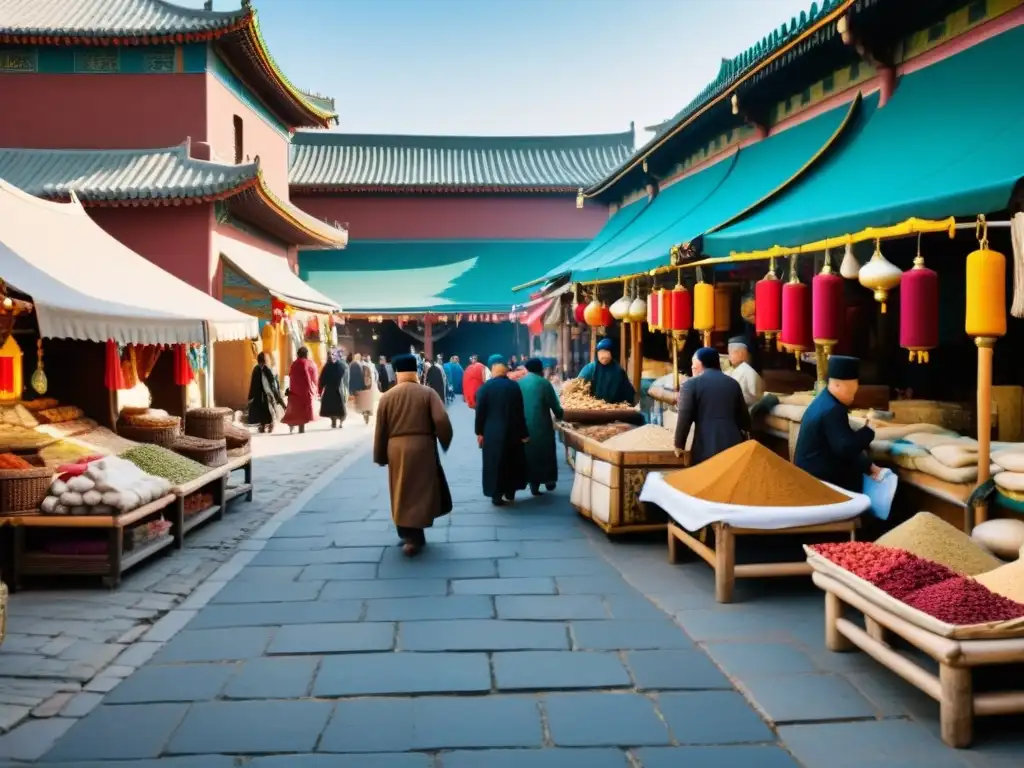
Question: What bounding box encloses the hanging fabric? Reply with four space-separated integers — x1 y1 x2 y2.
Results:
1010 212 1024 318
133 345 163 382
104 340 126 390
172 344 193 386
120 345 139 389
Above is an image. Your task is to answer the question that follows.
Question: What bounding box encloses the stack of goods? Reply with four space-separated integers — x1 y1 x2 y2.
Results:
125 518 172 551
185 407 232 440
170 435 227 468
33 405 84 425
34 415 98 441
116 409 180 446
971 518 1024 560
39 455 172 516
0 420 55 453
808 513 1024 629
21 398 59 415
183 491 215 520
223 423 252 457
876 431 1003 484
120 444 208 486
988 448 1024 510
572 423 635 442
560 379 634 411
37 428 140 468
1 403 39 428
0 452 53 514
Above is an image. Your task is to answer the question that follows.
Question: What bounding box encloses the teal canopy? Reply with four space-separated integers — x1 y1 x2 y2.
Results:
704 24 1024 257
299 240 587 314
538 196 650 282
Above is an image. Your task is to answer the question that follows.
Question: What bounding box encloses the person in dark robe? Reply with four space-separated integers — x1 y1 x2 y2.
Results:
578 338 635 404
374 354 453 557
318 346 349 428
675 347 750 465
246 352 285 433
463 355 486 408
519 357 563 495
377 355 395 393
448 355 465 395
425 359 447 403
475 354 529 506
794 355 883 492
348 353 376 424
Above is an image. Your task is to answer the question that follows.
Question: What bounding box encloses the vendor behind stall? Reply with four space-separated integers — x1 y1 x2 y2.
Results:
794 355 882 492
675 347 750 465
578 338 635 404
727 336 763 407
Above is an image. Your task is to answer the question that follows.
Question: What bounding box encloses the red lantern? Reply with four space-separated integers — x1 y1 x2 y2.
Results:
781 267 812 362
812 260 844 357
573 303 586 324
656 289 672 332
668 284 691 332
755 263 782 343
599 303 612 327
647 290 660 329
900 254 938 363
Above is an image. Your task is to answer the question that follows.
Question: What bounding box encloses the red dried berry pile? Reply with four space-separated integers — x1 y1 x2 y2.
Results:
871 557 958 601
811 541 912 581
905 578 1024 625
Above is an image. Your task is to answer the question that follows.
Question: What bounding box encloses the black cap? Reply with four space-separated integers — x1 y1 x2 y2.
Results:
827 355 860 381
727 336 749 349
392 354 418 373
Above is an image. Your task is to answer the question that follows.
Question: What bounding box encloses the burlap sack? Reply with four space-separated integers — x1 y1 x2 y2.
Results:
994 471 1024 492
993 450 1024 473
904 432 976 451
769 403 806 422
971 518 1024 560
930 443 980 469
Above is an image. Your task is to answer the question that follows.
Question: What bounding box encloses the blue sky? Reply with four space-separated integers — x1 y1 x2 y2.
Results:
187 0 810 141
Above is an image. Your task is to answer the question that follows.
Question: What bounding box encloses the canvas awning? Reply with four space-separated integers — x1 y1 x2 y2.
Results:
704 24 1024 256
0 180 256 345
216 234 338 314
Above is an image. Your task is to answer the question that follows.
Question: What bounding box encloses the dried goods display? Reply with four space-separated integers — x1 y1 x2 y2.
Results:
571 423 635 442
560 378 632 410
73 428 139 456
39 455 172 515
35 406 84 424
0 404 38 428
875 512 1001 576
126 518 172 550
120 444 208 486
601 424 676 452
21 398 59 413
0 453 33 470
34 418 98 441
183 491 215 518
0 424 54 451
38 440 97 467
975 559 1024 603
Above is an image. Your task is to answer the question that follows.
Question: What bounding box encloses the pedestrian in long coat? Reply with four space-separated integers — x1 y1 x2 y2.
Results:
349 353 376 423
463 356 486 408
518 358 563 495
475 354 529 506
674 347 750 465
282 346 318 434
373 354 453 557
448 356 465 395
318 347 349 428
246 352 285 433
425 361 446 403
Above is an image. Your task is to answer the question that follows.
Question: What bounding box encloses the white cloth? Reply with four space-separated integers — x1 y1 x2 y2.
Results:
728 361 764 406
639 471 869 530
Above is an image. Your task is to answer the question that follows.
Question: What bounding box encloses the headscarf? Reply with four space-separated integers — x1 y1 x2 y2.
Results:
524 358 544 375
392 354 418 373
694 347 721 370
596 338 614 352
487 354 506 367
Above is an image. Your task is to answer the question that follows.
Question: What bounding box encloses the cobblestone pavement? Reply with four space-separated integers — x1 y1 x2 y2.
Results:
6 402 1023 765
0 415 374 758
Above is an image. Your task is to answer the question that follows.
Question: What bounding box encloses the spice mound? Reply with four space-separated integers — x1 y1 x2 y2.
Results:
120 444 208 486
975 559 1024 603
876 512 1001 576
664 440 847 506
601 424 675 452
904 577 1024 625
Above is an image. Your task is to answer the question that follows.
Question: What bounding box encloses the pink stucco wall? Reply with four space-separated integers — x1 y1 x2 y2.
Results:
0 74 206 149
87 204 214 293
214 222 298 293
205 73 291 199
290 194 608 240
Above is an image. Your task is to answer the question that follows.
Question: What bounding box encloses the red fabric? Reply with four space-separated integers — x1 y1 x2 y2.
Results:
104 340 125 390
755 277 782 335
781 282 812 351
463 361 486 408
282 357 318 426
900 265 939 352
812 272 844 344
0 356 13 393
172 344 193 386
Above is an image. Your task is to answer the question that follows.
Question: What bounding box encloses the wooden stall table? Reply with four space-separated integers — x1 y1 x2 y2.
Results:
170 466 229 547
814 570 1024 748
668 518 859 603
223 451 254 505
894 468 973 533
8 494 176 589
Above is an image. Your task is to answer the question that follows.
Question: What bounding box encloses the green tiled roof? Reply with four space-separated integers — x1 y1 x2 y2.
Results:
0 142 257 203
289 129 635 192
298 90 336 115
299 240 588 313
0 0 246 39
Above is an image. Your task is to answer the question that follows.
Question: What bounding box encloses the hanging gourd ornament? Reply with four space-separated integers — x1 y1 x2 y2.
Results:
657 288 673 333
610 281 631 320
900 235 939 363
31 338 48 395
812 251 844 358
781 256 812 365
755 258 782 347
965 221 1007 339
583 298 603 327
627 281 647 323
839 241 861 279
858 239 902 313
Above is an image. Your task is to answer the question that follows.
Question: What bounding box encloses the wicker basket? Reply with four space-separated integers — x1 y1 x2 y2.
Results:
0 459 54 514
171 435 228 468
185 407 232 440
223 423 251 450
116 421 180 447
227 445 252 459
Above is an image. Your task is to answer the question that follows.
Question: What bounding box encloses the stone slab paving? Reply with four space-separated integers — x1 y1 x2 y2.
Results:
7 401 1021 766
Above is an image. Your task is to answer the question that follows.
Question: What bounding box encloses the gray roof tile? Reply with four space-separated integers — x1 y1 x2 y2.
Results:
288 130 635 191
0 143 256 202
0 0 246 39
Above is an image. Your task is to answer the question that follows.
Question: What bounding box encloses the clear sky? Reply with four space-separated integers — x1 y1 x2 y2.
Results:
186 0 811 142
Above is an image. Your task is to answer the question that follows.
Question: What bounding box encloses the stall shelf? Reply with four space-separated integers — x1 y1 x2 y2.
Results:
814 570 1024 749
8 494 176 589
223 452 254 505
170 467 229 545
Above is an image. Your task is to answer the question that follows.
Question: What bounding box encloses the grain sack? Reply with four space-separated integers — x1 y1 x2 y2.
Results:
662 440 846 507
778 392 815 407
870 440 893 454
903 432 976 451
890 441 930 458
601 424 675 452
769 404 806 422
971 518 1024 560
994 471 1024 493
930 443 979 469
975 559 1024 603
876 512 1002 576
913 455 997 485
993 450 1024 473
871 422 956 442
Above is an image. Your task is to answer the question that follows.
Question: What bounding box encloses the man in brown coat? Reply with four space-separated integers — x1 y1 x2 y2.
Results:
373 354 454 556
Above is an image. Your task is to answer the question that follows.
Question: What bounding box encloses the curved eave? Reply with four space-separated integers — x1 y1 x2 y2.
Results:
0 14 249 46
40 177 260 208
236 174 348 248
289 184 581 195
583 0 854 199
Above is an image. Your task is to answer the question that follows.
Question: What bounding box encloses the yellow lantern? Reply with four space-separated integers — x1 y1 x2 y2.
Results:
693 281 715 332
858 239 902 313
713 286 732 332
966 243 1007 339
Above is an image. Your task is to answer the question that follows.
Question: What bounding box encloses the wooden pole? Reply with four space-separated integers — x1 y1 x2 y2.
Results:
630 322 643 395
672 333 680 392
589 328 597 363
423 315 434 360
620 322 628 369
975 337 995 527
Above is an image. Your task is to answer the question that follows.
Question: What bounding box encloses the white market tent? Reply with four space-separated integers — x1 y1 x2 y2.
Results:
0 179 257 345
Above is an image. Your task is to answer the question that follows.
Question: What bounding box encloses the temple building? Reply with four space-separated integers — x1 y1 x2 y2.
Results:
289 130 633 361
0 0 348 407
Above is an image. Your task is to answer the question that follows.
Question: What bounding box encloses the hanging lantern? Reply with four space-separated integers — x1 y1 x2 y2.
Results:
858 239 902 313
755 258 782 346
657 288 673 332
610 281 631 320
693 277 715 338
667 280 691 332
966 232 1007 340
812 252 844 357
713 285 731 332
627 281 647 322
900 237 939 364
839 241 860 279
647 287 660 329
598 302 613 327
583 298 603 327
781 256 812 363
573 302 586 324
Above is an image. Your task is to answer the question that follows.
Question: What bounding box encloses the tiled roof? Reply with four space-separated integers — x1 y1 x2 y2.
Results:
0 0 247 40
288 129 635 192
298 90 336 115
0 142 257 203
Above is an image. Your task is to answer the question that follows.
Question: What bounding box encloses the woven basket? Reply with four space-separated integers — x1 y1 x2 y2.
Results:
0 581 7 647
227 445 252 459
0 459 54 514
116 422 180 447
185 408 231 440
223 424 251 450
118 406 151 417
171 436 228 468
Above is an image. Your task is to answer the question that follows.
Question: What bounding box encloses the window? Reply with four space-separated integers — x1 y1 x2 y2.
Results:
233 115 244 164
967 0 987 24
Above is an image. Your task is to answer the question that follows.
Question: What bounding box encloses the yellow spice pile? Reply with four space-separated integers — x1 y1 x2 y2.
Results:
876 512 1002 576
975 559 1024 603
601 424 676 452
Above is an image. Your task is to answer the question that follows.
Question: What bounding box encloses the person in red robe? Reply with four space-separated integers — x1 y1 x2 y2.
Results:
463 355 486 409
282 346 319 433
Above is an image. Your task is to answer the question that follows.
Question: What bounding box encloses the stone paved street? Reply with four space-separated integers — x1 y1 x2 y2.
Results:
3 402 1022 766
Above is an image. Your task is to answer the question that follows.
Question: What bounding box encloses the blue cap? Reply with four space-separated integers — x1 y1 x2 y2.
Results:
596 338 614 352
694 347 720 370
487 354 506 367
